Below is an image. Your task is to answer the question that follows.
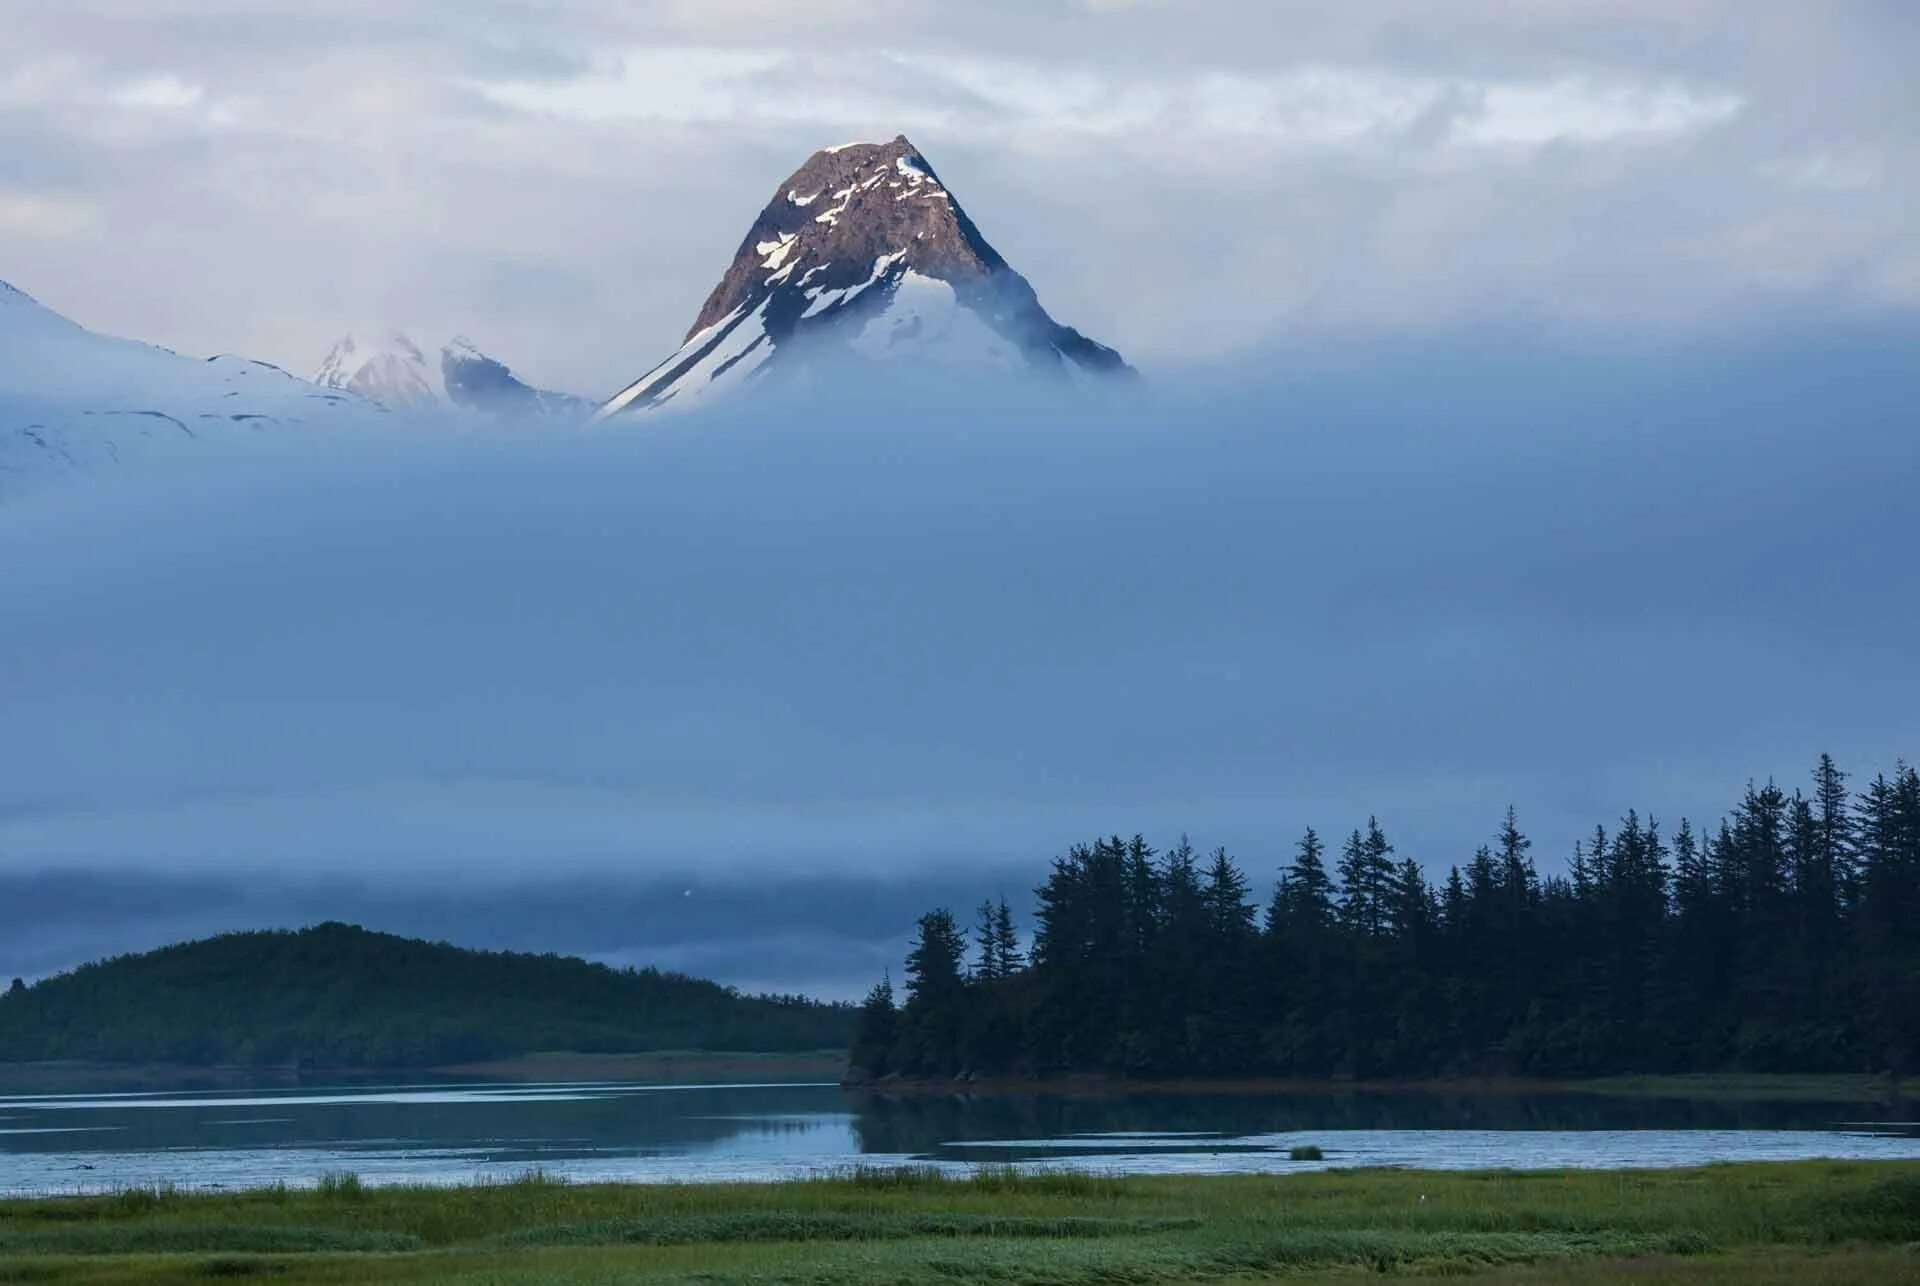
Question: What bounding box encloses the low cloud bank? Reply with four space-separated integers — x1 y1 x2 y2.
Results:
1 331 1915 993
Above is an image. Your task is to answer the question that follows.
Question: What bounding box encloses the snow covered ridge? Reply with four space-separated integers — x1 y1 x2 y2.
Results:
596 135 1132 419
0 279 386 489
317 331 589 421
1 135 1123 487
0 287 595 492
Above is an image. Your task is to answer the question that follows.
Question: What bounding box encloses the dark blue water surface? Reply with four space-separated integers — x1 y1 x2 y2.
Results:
2 1078 1915 1194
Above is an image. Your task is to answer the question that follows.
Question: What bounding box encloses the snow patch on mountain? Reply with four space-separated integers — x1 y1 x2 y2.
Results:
850 271 1024 369
315 332 439 409
599 298 780 418
1 279 383 491
595 135 1132 419
1 286 588 494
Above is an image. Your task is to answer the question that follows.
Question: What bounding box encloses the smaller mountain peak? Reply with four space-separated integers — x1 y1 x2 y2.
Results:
439 335 592 420
318 328 423 367
314 329 587 419
316 328 439 409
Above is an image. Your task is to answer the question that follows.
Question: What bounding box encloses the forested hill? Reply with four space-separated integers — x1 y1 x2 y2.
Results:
0 923 852 1068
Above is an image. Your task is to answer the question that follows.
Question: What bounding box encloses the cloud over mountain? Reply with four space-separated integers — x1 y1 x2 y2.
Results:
1 4 1914 391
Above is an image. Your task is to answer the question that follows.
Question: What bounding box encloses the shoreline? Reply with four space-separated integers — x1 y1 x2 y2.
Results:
434 1050 848 1082
0 1050 848 1095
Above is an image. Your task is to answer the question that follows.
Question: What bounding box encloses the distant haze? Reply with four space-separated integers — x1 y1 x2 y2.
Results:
2 330 1916 996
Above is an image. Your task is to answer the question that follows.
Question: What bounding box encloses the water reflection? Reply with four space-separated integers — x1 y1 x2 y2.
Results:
0 1079 1914 1195
847 1085 1919 1156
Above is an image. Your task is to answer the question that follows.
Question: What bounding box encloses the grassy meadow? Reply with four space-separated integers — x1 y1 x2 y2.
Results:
0 1161 1914 1284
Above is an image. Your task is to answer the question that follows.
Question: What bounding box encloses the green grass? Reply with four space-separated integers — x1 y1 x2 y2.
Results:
0 1162 1913 1283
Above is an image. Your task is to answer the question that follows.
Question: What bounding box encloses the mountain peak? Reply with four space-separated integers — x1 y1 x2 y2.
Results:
316 330 438 409
597 136 1130 419
680 134 1001 343
315 331 588 420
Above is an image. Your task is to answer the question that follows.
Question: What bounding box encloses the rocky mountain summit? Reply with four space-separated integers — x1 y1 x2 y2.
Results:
596 136 1131 418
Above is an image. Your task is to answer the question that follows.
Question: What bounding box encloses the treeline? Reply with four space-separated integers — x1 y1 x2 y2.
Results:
853 756 1920 1081
0 922 853 1067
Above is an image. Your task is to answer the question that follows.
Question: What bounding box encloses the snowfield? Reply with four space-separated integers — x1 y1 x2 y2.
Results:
0 280 386 492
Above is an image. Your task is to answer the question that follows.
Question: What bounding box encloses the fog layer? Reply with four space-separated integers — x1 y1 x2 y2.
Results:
2 331 1915 992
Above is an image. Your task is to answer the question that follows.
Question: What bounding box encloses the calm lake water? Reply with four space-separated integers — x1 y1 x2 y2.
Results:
1 1079 1916 1195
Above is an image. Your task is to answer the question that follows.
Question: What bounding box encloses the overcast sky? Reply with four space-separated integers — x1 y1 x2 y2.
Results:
2 2 1915 394
2 4 1916 997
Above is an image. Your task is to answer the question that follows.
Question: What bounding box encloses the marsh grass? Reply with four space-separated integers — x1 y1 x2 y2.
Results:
0 1161 1911 1283
314 1172 364 1201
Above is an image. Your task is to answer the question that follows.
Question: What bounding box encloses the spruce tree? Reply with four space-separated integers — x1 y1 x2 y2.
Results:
901 909 969 1072
1203 848 1257 941
1338 820 1396 938
1275 828 1335 931
992 898 1023 975
974 901 999 980
1813 754 1857 909
850 975 898 1077
1496 807 1539 913
906 909 967 1007
1441 865 1467 932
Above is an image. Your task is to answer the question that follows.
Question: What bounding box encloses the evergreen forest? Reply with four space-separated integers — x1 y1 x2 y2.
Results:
853 757 1920 1081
